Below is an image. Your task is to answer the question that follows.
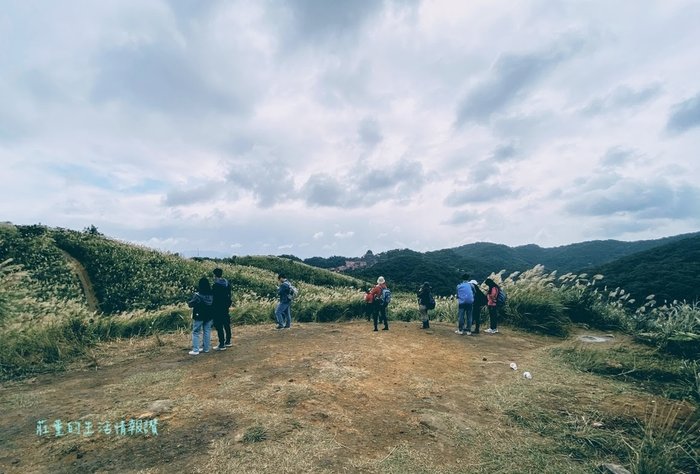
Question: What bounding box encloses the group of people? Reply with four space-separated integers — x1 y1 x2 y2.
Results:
187 271 294 354
187 270 505 353
450 274 503 335
363 276 391 331
186 268 233 355
372 274 503 335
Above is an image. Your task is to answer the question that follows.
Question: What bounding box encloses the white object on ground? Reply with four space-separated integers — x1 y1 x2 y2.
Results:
523 371 532 379
509 362 517 370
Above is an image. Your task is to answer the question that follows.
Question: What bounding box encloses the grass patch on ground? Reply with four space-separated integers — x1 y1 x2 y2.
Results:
551 343 700 403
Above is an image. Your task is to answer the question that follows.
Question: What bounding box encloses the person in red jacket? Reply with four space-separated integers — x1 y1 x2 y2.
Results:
369 276 389 331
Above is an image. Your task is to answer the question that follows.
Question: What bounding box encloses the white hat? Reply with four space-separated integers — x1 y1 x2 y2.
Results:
377 276 385 284
469 280 478 285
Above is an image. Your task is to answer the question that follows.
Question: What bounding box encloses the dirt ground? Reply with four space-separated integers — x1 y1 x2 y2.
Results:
0 321 685 474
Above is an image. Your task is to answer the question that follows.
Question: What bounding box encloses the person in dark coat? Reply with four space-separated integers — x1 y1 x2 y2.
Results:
485 278 501 334
211 268 233 350
470 279 488 334
417 282 433 329
275 273 293 329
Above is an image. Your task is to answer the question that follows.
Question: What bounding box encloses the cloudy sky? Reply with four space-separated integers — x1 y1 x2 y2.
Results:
2 0 700 258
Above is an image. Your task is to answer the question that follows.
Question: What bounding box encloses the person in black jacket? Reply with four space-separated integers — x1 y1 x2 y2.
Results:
417 282 433 329
187 277 213 355
211 268 233 350
470 280 488 334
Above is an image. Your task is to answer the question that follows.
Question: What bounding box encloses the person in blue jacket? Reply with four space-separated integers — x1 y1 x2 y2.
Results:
455 274 474 335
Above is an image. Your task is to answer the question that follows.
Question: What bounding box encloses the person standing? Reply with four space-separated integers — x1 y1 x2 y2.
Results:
417 282 433 329
212 267 233 350
187 277 213 355
485 278 501 334
369 276 389 331
456 274 474 335
275 273 293 329
363 289 374 321
470 279 488 334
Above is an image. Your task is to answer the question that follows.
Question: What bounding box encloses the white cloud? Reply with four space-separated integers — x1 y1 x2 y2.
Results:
334 231 355 239
1 1 699 258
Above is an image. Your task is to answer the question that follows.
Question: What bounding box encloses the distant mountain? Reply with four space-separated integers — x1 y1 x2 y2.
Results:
302 232 700 296
589 235 700 305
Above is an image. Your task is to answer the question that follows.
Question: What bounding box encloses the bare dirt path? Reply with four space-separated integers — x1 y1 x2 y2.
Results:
0 322 665 474
59 250 100 313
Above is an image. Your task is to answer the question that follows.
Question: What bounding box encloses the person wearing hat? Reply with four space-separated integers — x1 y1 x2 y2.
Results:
417 282 433 329
368 276 389 331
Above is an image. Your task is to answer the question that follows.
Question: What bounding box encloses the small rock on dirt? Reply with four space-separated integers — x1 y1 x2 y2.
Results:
600 463 631 474
419 415 447 432
578 335 614 343
147 399 173 416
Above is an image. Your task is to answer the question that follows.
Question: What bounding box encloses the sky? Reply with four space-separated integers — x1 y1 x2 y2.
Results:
2 0 700 259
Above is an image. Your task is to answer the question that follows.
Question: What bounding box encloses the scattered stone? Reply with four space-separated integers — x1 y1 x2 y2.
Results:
145 399 173 417
578 335 614 343
482 357 487 361
592 422 604 428
600 463 631 474
418 415 447 432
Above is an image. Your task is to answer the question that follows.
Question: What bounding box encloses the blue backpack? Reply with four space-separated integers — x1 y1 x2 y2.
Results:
379 288 392 305
496 288 507 306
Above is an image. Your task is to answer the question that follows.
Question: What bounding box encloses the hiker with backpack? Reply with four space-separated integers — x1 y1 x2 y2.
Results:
275 273 296 329
211 268 233 351
369 276 390 331
455 274 475 335
417 282 435 329
187 277 214 355
470 279 488 334
484 278 505 334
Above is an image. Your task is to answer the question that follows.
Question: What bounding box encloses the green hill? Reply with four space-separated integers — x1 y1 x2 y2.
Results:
312 232 700 297
590 235 700 305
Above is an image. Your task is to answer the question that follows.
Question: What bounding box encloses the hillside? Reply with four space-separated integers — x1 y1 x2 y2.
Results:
1 224 698 473
0 224 374 379
590 235 700 305
0 224 367 315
